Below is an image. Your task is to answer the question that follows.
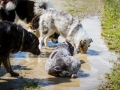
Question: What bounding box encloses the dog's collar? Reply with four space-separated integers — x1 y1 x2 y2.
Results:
19 30 24 51
29 13 41 29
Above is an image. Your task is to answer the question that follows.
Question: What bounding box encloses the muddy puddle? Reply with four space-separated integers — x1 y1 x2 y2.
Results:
0 16 117 90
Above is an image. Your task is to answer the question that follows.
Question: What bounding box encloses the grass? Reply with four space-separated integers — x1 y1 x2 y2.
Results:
99 0 120 89
65 0 103 18
18 80 40 90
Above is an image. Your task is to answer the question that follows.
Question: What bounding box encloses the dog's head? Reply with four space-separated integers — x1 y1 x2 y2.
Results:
21 31 40 55
56 42 74 55
66 41 74 56
49 32 60 44
48 58 67 77
78 38 93 54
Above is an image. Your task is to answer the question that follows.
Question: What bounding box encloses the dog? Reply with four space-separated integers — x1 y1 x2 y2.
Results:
0 0 59 45
0 21 40 76
45 42 81 78
0 0 54 23
28 13 60 47
28 8 93 53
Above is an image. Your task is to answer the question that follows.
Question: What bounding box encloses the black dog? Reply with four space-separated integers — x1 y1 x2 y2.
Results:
0 0 53 23
0 21 40 76
0 0 59 44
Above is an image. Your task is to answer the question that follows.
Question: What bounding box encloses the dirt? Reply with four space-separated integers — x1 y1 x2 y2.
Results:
0 0 117 90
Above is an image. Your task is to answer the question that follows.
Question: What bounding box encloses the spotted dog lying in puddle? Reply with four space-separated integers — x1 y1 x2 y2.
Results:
28 8 93 53
45 42 81 78
0 21 40 77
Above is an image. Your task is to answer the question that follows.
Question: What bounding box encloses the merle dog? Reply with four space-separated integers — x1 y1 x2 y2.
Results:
45 42 81 78
29 8 93 53
0 21 40 76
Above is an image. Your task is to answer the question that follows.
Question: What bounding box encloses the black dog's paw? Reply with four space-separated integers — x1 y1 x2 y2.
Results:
10 72 19 77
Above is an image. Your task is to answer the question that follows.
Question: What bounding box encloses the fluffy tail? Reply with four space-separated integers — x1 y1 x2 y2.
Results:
34 0 54 14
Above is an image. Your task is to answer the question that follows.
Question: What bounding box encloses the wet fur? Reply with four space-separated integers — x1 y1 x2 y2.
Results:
35 8 92 53
0 21 40 76
45 42 81 77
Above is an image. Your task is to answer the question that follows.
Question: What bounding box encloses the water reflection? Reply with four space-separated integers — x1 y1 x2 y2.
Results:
77 70 90 78
40 52 51 58
12 52 27 58
87 49 99 56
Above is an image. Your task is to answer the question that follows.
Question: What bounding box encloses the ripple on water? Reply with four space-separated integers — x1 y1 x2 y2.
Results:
87 49 100 56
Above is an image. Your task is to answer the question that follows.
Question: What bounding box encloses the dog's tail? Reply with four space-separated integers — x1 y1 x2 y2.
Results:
34 0 54 14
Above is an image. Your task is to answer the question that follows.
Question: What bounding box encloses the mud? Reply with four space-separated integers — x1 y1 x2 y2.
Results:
0 0 117 90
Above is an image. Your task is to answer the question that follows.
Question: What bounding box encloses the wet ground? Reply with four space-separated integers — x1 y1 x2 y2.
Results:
0 0 117 90
0 16 117 90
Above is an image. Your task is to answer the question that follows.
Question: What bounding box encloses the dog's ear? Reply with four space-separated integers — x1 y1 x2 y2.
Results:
89 38 93 42
66 41 74 56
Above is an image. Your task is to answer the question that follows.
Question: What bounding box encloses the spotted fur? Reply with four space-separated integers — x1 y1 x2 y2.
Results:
45 42 81 78
30 8 93 53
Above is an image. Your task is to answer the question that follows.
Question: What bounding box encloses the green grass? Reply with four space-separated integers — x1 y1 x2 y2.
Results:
100 0 120 89
18 80 40 90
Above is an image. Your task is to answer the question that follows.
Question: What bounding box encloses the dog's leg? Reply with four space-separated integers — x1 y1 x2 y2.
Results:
44 36 49 48
44 30 55 48
2 55 19 76
39 35 46 50
0 57 1 67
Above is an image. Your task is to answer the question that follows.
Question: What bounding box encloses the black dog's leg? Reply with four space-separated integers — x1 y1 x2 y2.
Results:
0 59 1 66
2 55 19 77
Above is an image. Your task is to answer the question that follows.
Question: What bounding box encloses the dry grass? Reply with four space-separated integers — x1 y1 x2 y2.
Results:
64 0 104 18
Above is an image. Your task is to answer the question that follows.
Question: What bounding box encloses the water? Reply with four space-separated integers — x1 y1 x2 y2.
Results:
0 16 117 90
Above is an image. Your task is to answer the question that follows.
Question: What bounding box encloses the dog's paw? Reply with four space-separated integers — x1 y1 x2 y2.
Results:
10 72 19 77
